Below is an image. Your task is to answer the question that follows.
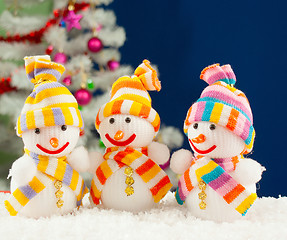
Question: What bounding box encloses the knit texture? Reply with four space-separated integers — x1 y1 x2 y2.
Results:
16 55 83 137
90 146 172 205
5 148 88 216
95 60 161 133
184 64 255 153
175 155 257 216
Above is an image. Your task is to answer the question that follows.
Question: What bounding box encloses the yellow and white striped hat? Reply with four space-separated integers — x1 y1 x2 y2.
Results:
16 55 84 137
95 60 161 133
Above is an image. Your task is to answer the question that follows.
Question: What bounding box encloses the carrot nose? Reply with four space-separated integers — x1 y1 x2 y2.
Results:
114 130 124 140
50 138 59 148
192 134 206 144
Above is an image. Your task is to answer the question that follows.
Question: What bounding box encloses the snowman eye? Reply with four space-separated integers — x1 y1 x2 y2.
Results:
35 128 40 134
109 118 115 124
193 123 198 129
125 117 131 123
210 124 216 130
61 125 67 131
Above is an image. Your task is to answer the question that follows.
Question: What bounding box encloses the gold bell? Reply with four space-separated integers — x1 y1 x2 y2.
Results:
54 180 62 189
125 186 134 196
198 191 207 200
56 199 64 208
199 201 207 210
125 176 135 185
124 167 133 177
198 180 206 190
55 190 63 198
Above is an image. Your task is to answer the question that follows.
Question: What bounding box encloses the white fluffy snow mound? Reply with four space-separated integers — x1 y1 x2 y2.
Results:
0 192 286 240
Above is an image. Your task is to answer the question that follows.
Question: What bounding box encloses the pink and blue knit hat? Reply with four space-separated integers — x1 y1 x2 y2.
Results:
184 64 255 154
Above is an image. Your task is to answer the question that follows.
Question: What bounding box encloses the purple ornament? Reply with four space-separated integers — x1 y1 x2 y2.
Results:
62 75 72 86
107 60 120 71
75 88 92 106
54 52 67 64
87 37 103 53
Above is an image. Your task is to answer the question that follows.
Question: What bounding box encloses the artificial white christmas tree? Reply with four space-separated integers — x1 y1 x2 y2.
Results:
0 1 184 193
0 0 134 155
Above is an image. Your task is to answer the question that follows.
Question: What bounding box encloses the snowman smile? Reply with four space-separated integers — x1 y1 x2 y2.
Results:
189 139 217 154
105 134 136 146
36 142 70 154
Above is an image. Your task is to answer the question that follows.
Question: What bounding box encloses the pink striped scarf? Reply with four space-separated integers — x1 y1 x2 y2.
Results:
175 154 257 216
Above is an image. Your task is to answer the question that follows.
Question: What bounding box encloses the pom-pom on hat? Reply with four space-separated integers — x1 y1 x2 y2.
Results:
16 55 84 137
96 60 161 133
184 64 255 154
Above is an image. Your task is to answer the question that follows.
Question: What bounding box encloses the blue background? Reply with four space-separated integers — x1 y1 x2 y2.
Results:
111 0 286 197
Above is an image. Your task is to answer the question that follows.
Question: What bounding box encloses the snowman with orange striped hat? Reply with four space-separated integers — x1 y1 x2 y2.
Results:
170 64 264 222
5 55 89 218
89 60 172 212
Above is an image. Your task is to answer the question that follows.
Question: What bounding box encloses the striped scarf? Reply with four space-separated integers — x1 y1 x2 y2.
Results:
90 146 172 205
175 155 257 216
5 149 88 216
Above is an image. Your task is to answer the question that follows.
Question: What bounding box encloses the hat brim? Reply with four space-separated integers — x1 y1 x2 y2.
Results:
95 99 160 133
17 107 84 137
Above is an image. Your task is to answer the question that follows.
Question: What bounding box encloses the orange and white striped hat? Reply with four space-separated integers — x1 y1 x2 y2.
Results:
95 60 161 133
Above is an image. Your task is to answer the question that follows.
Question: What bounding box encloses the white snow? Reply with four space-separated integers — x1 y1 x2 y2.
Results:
0 192 286 240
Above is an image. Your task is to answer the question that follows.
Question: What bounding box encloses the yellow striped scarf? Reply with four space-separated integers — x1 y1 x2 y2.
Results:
5 149 88 216
90 147 172 205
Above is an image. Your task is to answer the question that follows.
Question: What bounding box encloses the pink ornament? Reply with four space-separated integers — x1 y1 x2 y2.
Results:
62 75 72 86
63 10 83 32
107 60 120 71
75 88 92 105
54 52 67 64
87 37 103 53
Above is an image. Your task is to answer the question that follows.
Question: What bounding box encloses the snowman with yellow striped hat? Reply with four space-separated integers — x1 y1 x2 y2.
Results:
170 64 265 222
5 55 89 218
89 60 172 212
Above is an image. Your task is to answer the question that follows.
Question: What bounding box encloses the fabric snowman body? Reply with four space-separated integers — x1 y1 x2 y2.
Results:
5 56 89 218
90 60 172 212
170 64 264 222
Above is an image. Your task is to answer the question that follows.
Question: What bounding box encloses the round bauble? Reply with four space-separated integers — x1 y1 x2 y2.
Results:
87 37 103 53
53 52 67 64
62 75 72 86
107 60 120 71
75 88 92 106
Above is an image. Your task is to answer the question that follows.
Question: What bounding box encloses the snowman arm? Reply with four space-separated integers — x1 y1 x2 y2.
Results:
147 141 170 165
170 149 194 175
231 158 265 185
67 146 90 172
9 155 37 186
88 151 105 174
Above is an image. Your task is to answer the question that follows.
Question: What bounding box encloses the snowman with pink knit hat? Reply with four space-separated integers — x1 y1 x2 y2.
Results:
170 64 265 222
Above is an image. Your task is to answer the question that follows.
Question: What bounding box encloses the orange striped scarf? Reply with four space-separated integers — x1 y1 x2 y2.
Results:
90 146 172 205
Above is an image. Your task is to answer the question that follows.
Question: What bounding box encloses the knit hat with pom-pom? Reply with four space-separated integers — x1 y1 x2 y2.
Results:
184 64 255 154
96 60 161 133
16 55 83 137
